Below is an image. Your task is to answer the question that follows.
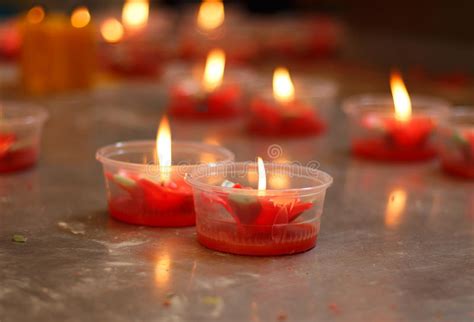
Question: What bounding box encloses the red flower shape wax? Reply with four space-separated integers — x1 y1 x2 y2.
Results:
106 172 195 226
248 98 325 137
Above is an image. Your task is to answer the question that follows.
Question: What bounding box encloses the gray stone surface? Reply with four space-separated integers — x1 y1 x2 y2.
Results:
1 81 473 322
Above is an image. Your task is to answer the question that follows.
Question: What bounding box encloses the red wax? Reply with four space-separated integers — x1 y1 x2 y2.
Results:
101 44 160 77
198 186 317 256
353 116 436 161
0 134 38 173
441 132 474 179
106 173 195 227
248 98 325 137
168 84 242 120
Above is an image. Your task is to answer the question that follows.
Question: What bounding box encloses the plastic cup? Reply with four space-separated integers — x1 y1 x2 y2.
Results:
247 76 338 137
343 94 450 162
437 107 474 179
186 162 333 256
0 102 48 173
96 140 234 227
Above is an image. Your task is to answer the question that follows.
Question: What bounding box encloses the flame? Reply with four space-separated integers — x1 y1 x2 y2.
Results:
257 157 266 195
122 0 149 29
71 7 91 28
100 18 124 43
202 49 225 92
385 188 407 229
273 67 295 104
157 116 172 182
390 70 412 122
27 5 45 24
197 0 225 31
154 253 170 287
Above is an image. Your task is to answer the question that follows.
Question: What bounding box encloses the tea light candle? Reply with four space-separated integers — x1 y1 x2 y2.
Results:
248 67 337 137
96 116 234 227
186 158 333 256
99 0 171 77
343 71 450 162
0 102 48 173
167 49 246 120
437 108 474 179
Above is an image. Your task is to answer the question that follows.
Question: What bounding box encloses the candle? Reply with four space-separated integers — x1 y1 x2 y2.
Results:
99 1 166 77
0 102 48 173
438 108 474 179
186 160 333 256
96 116 234 226
19 6 96 95
167 49 246 120
343 71 450 162
248 67 336 137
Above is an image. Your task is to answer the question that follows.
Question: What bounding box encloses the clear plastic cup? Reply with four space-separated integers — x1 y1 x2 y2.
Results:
96 140 234 227
163 63 259 120
437 107 474 179
186 162 333 256
0 102 48 173
247 76 338 137
343 94 450 162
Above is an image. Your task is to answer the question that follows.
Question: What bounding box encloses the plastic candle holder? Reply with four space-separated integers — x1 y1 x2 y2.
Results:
186 162 333 256
248 76 338 137
164 63 257 120
437 108 474 179
343 94 449 162
96 141 234 227
0 102 48 173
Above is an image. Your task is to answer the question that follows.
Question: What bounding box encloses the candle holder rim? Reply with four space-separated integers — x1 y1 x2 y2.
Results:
0 102 49 127
255 76 338 100
342 93 450 116
440 106 474 129
186 161 333 196
96 140 235 170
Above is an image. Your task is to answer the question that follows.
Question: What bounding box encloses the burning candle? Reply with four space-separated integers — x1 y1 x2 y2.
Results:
99 0 163 77
247 67 337 137
96 116 234 226
20 5 96 94
343 71 450 162
186 159 333 256
0 102 48 173
167 49 249 120
437 108 474 179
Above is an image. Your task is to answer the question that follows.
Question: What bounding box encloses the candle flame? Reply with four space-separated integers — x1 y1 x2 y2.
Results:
122 0 149 29
71 7 91 28
390 70 412 122
27 5 45 24
203 49 225 92
100 18 124 43
385 188 407 229
157 116 172 182
197 0 225 31
257 157 266 194
273 67 295 104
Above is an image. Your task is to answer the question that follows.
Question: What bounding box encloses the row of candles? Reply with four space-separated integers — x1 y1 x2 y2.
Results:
0 68 473 256
9 0 339 94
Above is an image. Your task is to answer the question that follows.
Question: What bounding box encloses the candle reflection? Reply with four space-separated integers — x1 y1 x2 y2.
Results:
154 253 170 288
385 188 407 229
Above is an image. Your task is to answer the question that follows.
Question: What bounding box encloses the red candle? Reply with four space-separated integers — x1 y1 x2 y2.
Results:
0 103 47 173
345 71 448 162
168 49 244 120
439 128 474 179
106 172 195 226
247 67 326 137
188 158 333 256
0 133 38 173
352 115 436 161
96 116 235 227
